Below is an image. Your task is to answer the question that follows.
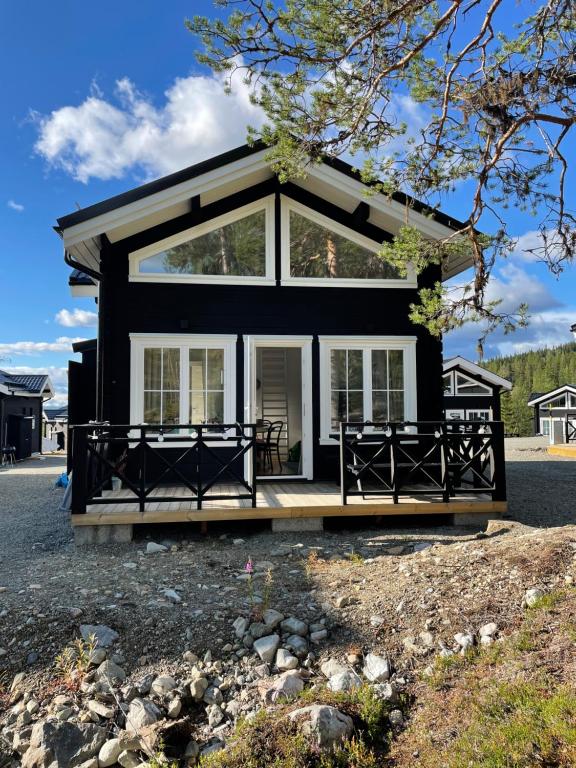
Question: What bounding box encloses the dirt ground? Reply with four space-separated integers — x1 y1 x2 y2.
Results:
0 442 575 683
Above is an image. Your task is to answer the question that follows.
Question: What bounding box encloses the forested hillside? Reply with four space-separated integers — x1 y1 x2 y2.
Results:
481 342 576 435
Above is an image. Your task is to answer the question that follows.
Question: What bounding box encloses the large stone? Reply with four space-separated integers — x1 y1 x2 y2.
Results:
146 542 168 554
125 698 161 733
263 609 284 629
232 616 249 639
285 634 308 659
320 659 348 679
280 617 308 637
276 648 299 671
524 588 544 608
96 660 126 684
150 675 177 696
74 524 133 546
87 699 115 719
98 738 123 767
289 705 353 751
189 676 209 701
264 670 304 703
363 653 391 682
22 721 107 768
479 622 498 638
328 670 362 693
80 625 119 649
253 634 280 663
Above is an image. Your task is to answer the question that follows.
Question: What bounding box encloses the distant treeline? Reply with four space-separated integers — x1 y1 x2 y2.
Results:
481 342 576 436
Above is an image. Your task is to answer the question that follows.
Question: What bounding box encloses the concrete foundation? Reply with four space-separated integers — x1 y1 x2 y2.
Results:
271 516 324 532
74 524 133 545
452 512 501 528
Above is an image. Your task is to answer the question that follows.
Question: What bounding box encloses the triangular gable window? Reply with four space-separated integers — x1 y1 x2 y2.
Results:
455 372 491 395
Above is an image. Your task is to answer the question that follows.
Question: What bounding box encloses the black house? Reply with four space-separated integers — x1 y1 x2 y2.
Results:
443 357 512 422
0 371 54 460
56 144 507 535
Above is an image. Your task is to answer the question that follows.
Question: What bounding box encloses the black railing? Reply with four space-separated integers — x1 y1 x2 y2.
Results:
69 423 257 514
566 416 576 443
339 420 506 505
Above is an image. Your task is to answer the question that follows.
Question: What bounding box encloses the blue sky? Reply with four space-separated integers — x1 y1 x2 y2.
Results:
0 2 574 405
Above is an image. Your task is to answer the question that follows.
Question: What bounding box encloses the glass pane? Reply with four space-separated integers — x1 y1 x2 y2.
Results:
162 392 180 424
443 374 452 393
546 395 567 408
331 391 347 431
189 392 205 424
289 210 400 279
139 210 266 277
348 391 364 422
144 349 161 390
206 392 224 424
372 350 388 390
389 391 404 421
144 391 161 423
189 349 206 390
163 349 180 390
207 349 224 390
389 350 404 389
455 373 489 394
372 391 388 422
330 350 347 390
348 350 363 390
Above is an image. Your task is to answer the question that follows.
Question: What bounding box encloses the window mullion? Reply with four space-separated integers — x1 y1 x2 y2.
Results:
181 346 189 426
364 349 372 423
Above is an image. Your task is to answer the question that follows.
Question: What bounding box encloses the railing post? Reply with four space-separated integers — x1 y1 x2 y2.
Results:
439 423 450 502
490 421 507 501
139 427 146 513
197 426 203 510
391 423 398 503
251 425 257 508
71 426 87 515
339 422 347 505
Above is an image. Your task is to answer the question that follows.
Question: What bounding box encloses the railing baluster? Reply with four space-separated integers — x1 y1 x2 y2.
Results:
490 421 506 501
139 426 146 513
197 426 203 511
339 422 347 505
250 425 257 508
391 423 398 504
71 426 88 515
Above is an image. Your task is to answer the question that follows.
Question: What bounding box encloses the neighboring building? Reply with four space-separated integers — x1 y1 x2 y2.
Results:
443 356 512 422
0 371 54 459
55 143 507 533
528 385 576 441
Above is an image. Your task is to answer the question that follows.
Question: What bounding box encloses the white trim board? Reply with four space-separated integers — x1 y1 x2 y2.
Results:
443 356 512 390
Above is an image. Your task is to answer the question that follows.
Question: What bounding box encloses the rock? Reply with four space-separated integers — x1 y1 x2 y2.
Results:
479 622 498 638
189 676 209 701
310 629 328 643
96 660 126 684
26 699 40 715
363 653 391 682
370 615 385 627
162 588 182 603
266 670 304 703
232 616 249 639
253 634 280 663
87 700 115 719
232 538 245 545
280 617 308 637
321 659 348 679
80 625 119 648
146 542 168 554
263 609 284 629
523 587 544 607
328 670 362 693
22 721 107 768
454 632 475 651
372 682 399 703
206 704 224 728
276 648 299 671
419 631 435 648
125 698 161 733
389 709 404 727
203 686 223 706
98 738 123 767
249 622 269 640
167 697 182 718
88 648 107 666
77 759 98 768
150 675 177 696
334 595 350 609
117 750 140 768
289 705 354 751
285 635 308 658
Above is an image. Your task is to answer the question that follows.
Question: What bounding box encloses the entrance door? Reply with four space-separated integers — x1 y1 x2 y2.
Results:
244 336 313 479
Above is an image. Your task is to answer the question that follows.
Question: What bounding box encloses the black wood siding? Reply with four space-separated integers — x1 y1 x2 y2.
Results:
0 394 43 457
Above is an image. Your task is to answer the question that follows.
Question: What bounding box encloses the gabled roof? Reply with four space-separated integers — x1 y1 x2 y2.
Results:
443 356 513 390
527 384 576 407
0 370 54 400
56 142 473 281
44 405 68 420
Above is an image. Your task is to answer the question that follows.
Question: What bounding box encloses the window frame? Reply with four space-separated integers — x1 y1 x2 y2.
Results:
318 336 417 443
130 334 237 434
128 197 275 285
280 197 417 288
452 370 492 396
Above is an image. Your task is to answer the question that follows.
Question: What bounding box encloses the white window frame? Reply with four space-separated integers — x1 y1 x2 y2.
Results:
129 334 237 436
453 370 492 397
318 336 417 443
280 197 417 288
128 197 275 286
465 409 492 421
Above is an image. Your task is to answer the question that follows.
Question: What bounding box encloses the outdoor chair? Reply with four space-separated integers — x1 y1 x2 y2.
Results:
1 446 16 468
256 420 284 473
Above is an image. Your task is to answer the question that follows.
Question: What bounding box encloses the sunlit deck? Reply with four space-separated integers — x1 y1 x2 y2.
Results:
70 481 506 526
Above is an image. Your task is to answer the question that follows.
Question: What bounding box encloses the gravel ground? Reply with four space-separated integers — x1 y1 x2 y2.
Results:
0 442 575 677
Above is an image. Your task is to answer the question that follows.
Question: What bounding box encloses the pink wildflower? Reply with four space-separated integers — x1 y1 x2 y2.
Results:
245 558 254 574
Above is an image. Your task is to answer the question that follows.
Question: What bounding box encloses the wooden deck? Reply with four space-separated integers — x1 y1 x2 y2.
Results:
71 482 506 526
548 444 576 458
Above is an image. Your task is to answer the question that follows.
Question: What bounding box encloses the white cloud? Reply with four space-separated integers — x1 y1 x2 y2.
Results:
484 262 561 314
0 337 86 356
7 199 24 212
55 308 97 327
34 70 265 183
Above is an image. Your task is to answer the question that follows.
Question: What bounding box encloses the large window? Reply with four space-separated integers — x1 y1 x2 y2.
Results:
130 199 274 284
443 370 492 396
282 199 414 287
320 337 416 440
130 335 236 428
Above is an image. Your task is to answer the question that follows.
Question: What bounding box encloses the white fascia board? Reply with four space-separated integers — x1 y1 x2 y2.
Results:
62 150 270 249
443 356 513 390
307 163 460 242
70 284 99 298
528 384 576 406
